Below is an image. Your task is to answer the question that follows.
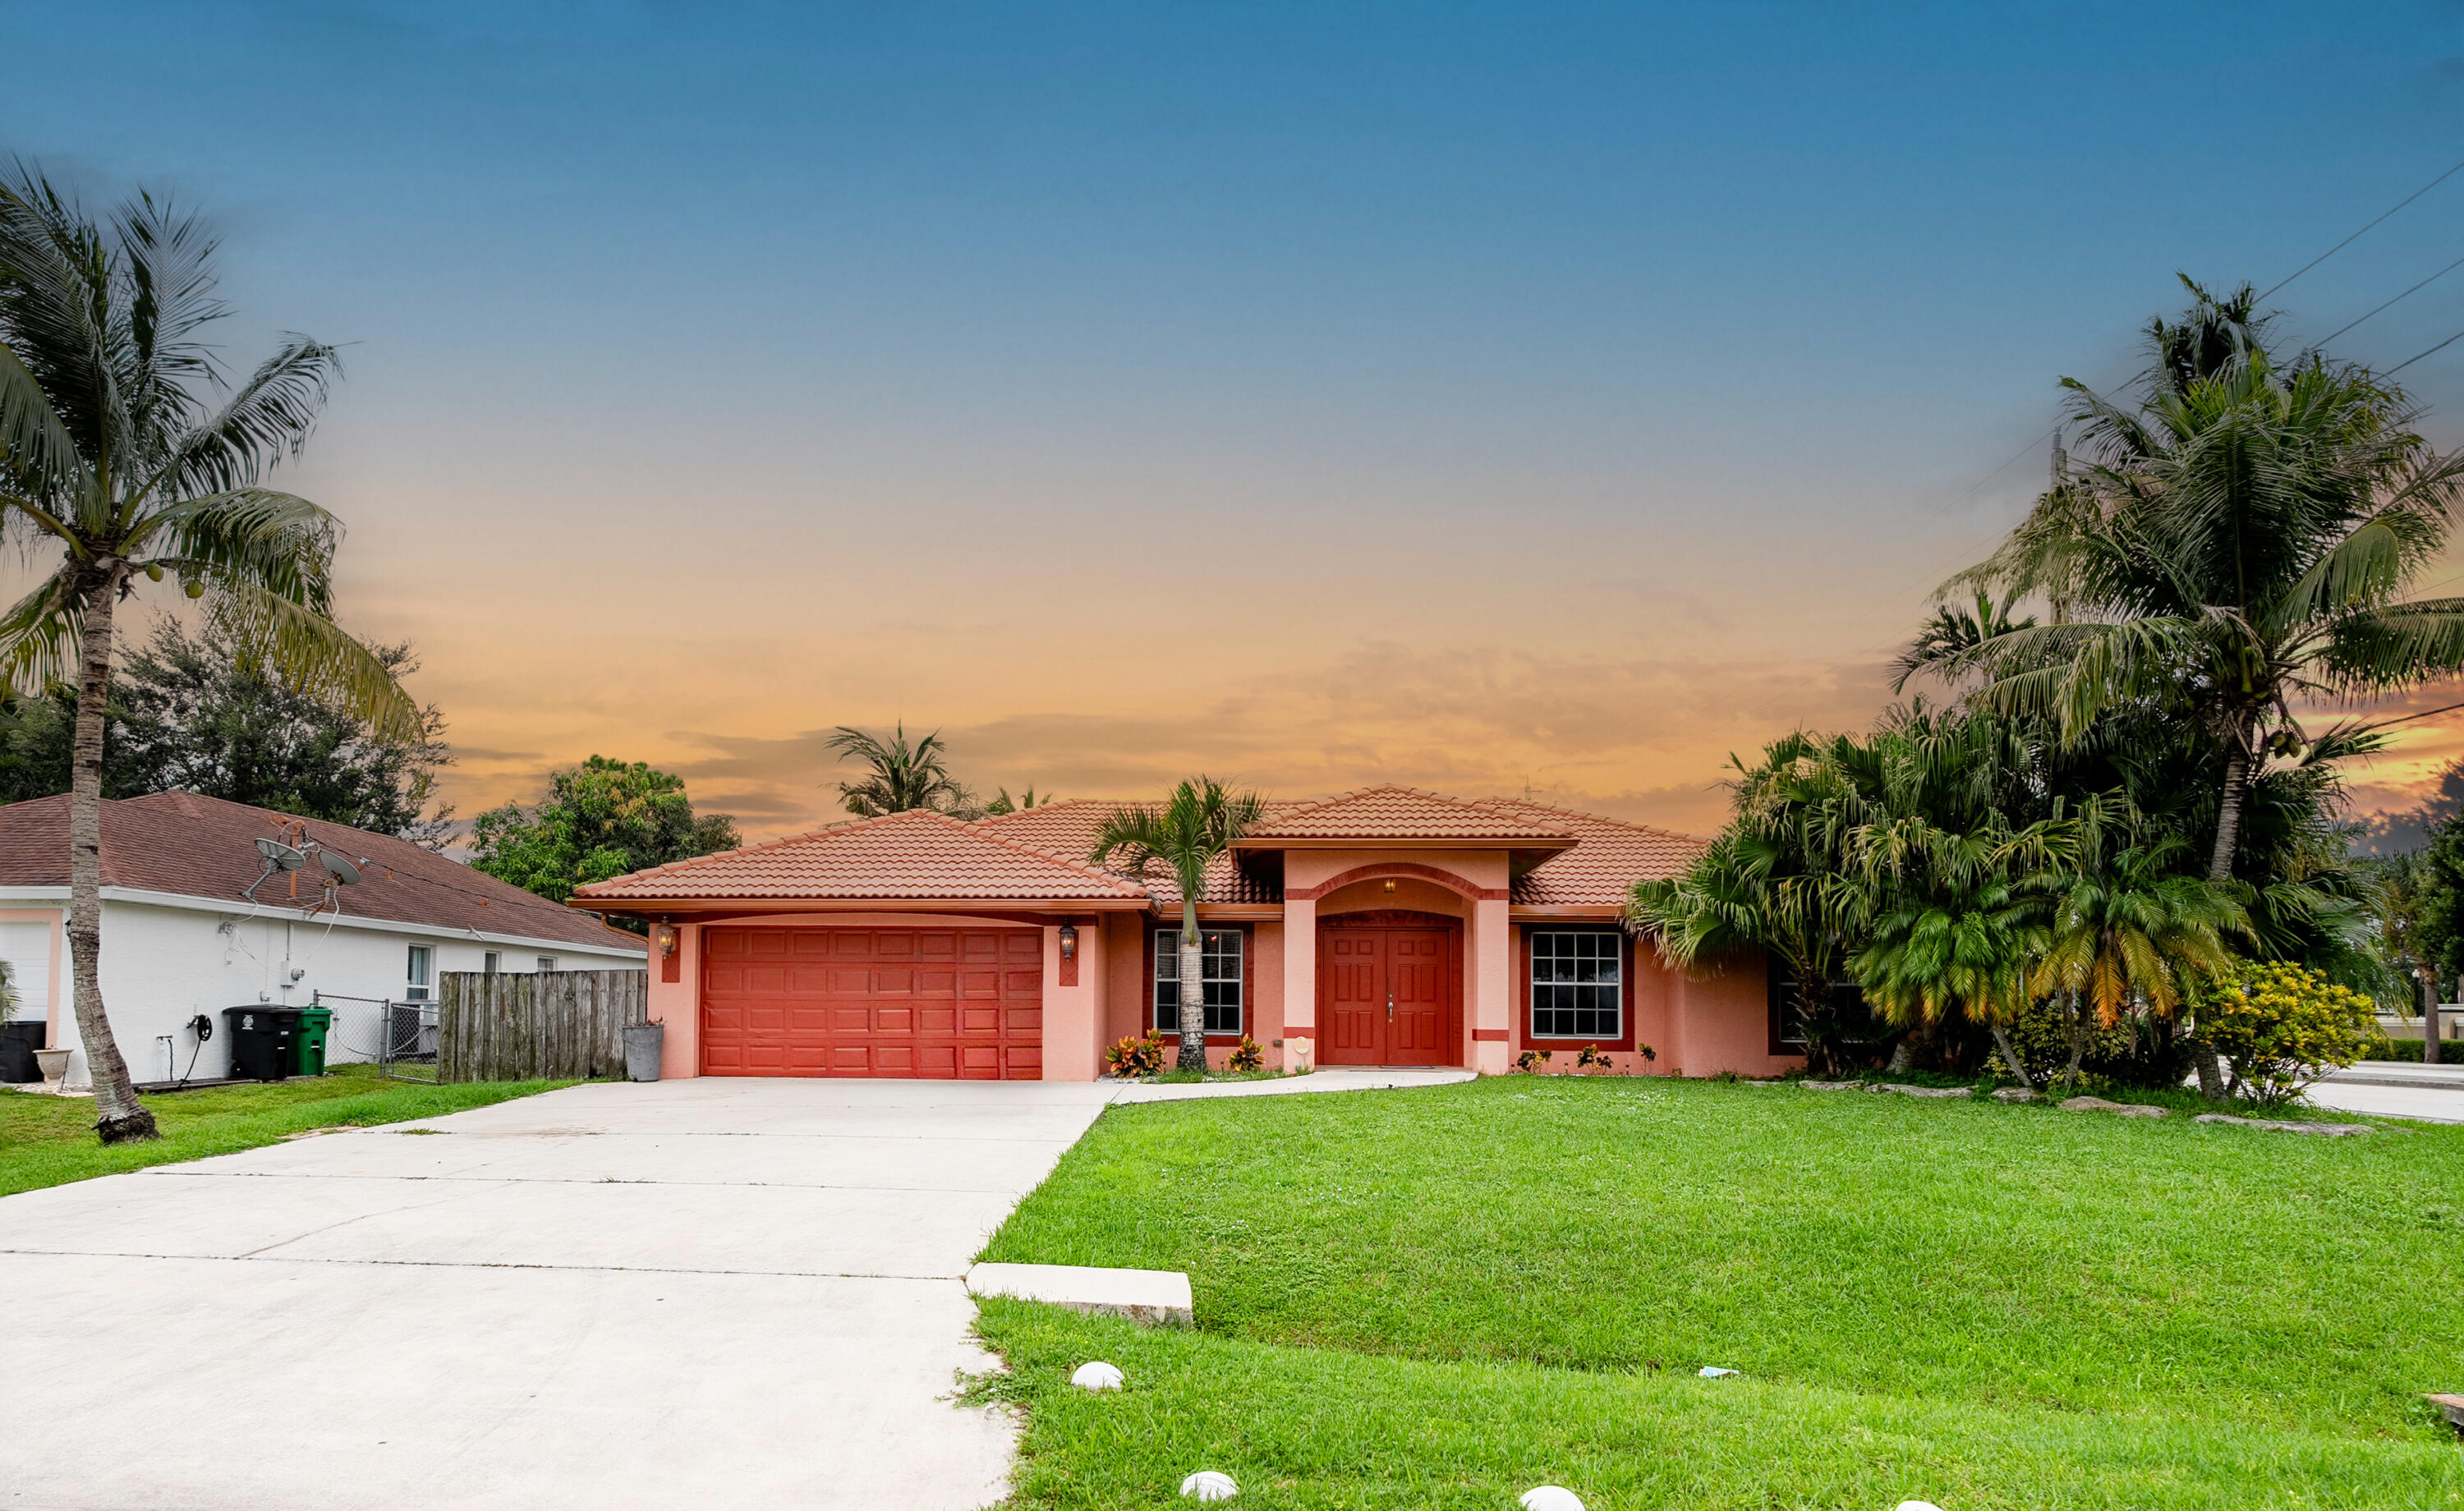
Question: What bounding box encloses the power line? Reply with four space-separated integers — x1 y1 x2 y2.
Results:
2312 249 2464 349
2389 323 2464 375
2257 154 2464 301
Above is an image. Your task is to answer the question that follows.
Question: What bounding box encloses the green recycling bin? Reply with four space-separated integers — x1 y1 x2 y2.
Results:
293 1005 333 1077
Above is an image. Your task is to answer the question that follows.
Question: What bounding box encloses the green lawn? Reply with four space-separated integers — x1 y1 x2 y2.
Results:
0 1063 573 1196
975 1076 2464 1509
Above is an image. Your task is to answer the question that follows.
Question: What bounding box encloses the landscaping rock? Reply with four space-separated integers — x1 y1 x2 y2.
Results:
1180 1469 1238 1501
1520 1490 1586 1511
1799 1080 1864 1091
1991 1087 2039 1104
1874 1083 1973 1099
1069 1361 1124 1390
2059 1095 2167 1118
2193 1113 2372 1137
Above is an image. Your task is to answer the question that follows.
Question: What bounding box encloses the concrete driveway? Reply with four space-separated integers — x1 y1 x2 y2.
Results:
0 1077 1122 1511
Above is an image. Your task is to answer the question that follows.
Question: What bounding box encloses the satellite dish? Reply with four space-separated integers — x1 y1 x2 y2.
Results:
319 852 362 886
255 837 305 870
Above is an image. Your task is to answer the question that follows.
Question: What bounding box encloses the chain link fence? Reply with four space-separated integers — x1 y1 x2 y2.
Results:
312 990 438 1083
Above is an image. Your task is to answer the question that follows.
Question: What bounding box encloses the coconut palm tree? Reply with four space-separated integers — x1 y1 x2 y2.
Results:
1087 777 1266 1072
825 723 973 817
2030 834 2248 1095
1950 280 2464 888
0 164 416 1142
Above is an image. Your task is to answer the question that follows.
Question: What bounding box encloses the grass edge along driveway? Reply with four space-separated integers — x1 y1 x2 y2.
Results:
0 1064 576 1196
975 1076 2464 1510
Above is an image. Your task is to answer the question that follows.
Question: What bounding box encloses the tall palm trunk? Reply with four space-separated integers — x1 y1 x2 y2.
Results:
1176 900 1207 1072
68 566 156 1142
2188 730 2251 1101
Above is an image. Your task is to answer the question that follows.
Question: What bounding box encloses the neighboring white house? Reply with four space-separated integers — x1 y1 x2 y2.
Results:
0 790 646 1086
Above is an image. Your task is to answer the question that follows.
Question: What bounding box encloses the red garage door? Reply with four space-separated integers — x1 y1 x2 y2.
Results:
701 927 1043 1078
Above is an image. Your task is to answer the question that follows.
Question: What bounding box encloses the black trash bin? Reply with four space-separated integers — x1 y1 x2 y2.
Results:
0 1019 46 1083
223 1006 300 1082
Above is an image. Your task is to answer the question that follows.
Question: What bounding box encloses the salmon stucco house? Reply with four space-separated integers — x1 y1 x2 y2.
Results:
570 785 1800 1082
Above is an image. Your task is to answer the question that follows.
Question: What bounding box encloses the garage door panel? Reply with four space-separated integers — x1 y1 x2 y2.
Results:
702 926 1042 1080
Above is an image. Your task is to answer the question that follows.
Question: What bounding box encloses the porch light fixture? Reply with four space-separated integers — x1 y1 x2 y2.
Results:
1382 880 1397 893
654 919 678 958
1058 922 1078 961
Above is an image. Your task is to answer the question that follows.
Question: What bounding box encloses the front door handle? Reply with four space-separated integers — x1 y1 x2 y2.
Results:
1386 991 1394 1020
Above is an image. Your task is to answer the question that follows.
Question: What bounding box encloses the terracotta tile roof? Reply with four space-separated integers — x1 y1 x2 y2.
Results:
1482 798 1709 907
973 799 1291 906
1241 785 1576 840
572 807 1152 902
973 791 1699 909
0 792 640 948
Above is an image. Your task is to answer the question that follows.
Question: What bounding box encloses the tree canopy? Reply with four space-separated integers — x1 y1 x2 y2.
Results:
468 756 738 925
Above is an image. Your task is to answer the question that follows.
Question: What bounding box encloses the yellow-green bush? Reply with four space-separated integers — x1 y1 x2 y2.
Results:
2200 962 2375 1105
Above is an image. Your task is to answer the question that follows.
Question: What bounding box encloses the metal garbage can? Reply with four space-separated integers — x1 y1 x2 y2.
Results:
223 1006 298 1081
622 1023 665 1082
292 1006 333 1077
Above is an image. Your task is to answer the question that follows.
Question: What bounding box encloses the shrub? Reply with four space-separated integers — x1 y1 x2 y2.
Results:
2201 962 2376 1105
2361 1034 2460 1062
1574 1044 1606 1070
1514 1049 1553 1073
2002 996 2196 1090
1227 1036 1265 1073
1104 1031 1168 1079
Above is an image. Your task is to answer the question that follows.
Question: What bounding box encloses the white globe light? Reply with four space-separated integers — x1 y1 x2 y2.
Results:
1520 1488 1585 1511
1180 1469 1239 1501
1069 1361 1124 1391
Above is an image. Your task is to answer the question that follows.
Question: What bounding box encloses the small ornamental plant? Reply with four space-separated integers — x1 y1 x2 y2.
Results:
1515 1048 1554 1073
1227 1036 1266 1072
1104 1031 1170 1079
1574 1043 1607 1071
2200 961 2375 1105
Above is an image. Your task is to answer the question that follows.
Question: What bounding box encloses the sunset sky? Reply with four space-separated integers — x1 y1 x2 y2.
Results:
12 2 2464 838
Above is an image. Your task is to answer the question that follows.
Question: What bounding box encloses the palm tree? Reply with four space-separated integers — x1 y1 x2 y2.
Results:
0 165 416 1142
1087 777 1266 1072
1950 279 2464 888
983 785 1054 815
2030 834 2248 1095
825 722 972 817
1630 732 1873 1077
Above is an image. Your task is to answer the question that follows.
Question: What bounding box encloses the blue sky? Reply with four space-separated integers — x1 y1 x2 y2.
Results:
9 2 2464 831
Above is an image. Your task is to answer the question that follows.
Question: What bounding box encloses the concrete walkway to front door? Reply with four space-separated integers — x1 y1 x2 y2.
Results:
0 1070 1467 1510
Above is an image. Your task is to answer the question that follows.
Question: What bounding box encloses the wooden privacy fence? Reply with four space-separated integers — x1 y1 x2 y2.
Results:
438 969 650 1083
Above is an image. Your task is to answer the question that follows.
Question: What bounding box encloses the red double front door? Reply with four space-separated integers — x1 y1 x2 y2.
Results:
1320 916 1458 1066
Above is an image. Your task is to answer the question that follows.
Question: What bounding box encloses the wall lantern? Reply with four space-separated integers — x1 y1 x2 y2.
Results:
654 919 679 958
1382 880 1398 893
1058 921 1078 961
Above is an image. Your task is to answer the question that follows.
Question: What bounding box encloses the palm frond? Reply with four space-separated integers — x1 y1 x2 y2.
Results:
0 568 82 694
210 578 420 742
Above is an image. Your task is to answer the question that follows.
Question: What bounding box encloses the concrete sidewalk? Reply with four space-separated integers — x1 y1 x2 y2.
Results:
2305 1060 2464 1123
0 1068 1464 1510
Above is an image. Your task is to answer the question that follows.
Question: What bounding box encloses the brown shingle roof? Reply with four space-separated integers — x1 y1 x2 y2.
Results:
0 792 640 948
1242 785 1576 840
572 807 1152 902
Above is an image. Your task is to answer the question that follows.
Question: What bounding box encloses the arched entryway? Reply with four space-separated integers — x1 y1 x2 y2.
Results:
1317 909 1463 1066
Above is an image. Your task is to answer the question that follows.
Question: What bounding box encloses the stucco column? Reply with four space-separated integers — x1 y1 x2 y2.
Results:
1472 897 1510 1074
650 921 701 1079
1041 920 1104 1082
1281 897 1316 1071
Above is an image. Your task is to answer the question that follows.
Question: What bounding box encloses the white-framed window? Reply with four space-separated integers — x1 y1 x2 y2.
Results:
1530 931 1620 1039
1154 928 1243 1036
405 944 434 1003
536 956 557 972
